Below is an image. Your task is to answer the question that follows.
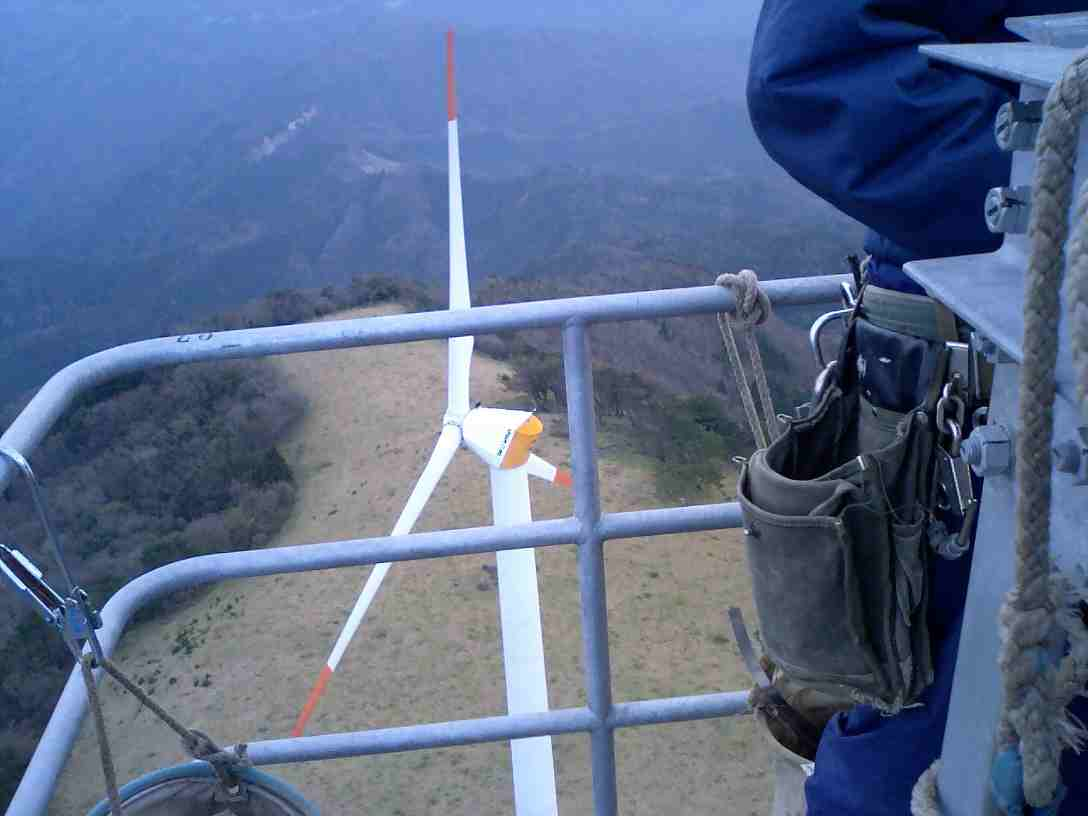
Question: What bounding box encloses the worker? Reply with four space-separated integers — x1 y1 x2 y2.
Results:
745 2 1088 814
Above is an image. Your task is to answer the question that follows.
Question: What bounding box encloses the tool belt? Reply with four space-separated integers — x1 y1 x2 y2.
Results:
737 285 969 715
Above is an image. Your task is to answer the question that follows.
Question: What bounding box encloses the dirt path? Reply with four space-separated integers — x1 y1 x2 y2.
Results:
51 304 769 815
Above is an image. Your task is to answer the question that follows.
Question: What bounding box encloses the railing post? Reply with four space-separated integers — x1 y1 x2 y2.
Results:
563 322 618 816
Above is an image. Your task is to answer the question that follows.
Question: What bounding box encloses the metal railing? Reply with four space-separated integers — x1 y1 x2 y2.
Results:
4 274 846 816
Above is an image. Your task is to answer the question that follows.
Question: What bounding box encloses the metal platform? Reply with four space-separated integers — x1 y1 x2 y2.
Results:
2 275 846 816
906 22 1088 816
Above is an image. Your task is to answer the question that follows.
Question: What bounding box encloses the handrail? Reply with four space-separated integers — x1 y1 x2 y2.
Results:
0 276 846 493
4 276 845 815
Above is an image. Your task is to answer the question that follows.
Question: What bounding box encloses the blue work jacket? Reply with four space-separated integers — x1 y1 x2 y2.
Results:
748 0 1085 294
747 2 1088 814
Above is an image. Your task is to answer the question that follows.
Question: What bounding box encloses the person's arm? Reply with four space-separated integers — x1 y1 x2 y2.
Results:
746 0 1044 261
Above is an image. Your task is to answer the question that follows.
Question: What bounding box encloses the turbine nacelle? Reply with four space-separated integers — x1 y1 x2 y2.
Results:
461 407 573 487
462 407 541 470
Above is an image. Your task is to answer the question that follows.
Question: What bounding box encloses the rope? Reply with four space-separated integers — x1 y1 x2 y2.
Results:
911 759 942 816
997 52 1088 811
94 655 236 767
912 572 1088 816
81 655 124 816
715 269 777 449
1067 167 1088 426
79 652 247 808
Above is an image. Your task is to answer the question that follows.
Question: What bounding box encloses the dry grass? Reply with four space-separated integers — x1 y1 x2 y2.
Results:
51 305 769 815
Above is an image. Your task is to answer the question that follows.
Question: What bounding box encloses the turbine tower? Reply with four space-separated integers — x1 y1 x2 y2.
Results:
292 29 566 816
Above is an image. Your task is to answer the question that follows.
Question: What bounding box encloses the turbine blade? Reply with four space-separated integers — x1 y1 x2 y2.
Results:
292 425 461 737
525 453 573 488
448 335 473 419
490 466 559 816
447 28 473 418
447 29 470 312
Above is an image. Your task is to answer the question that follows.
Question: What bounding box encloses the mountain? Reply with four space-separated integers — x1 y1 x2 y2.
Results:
0 1 860 395
0 3 752 256
0 151 858 394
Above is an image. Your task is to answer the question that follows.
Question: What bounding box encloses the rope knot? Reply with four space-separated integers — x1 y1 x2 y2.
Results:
716 269 772 327
184 728 222 760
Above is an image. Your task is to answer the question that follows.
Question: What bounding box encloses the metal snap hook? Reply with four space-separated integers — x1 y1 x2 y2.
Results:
813 360 838 401
936 392 966 448
809 308 853 370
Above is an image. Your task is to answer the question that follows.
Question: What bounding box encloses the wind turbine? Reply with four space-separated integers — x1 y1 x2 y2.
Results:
291 29 567 816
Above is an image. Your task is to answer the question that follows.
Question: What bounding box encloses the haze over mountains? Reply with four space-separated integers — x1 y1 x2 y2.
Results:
0 0 860 392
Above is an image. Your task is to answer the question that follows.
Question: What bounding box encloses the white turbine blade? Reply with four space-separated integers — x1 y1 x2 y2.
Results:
525 453 573 488
447 28 473 418
447 29 470 313
490 465 559 816
448 335 473 419
292 425 461 736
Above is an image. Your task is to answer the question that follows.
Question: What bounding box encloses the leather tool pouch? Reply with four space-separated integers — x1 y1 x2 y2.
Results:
738 317 943 713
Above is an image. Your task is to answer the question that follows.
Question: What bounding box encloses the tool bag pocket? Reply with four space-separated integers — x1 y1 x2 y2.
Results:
738 334 938 712
738 477 879 697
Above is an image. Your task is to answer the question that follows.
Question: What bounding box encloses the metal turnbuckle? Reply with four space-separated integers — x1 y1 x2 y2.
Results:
0 544 66 626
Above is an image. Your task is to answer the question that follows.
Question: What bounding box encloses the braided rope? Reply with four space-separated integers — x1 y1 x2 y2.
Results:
81 655 123 816
95 655 226 761
79 653 245 810
998 52 1088 809
715 269 776 449
911 759 942 816
1067 174 1088 426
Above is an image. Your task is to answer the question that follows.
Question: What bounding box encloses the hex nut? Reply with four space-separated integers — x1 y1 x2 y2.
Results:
962 424 1013 477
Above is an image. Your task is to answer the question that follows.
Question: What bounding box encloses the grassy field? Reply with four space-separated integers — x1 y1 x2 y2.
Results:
50 305 769 815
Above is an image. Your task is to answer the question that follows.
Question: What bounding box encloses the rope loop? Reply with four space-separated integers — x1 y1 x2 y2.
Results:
714 269 777 449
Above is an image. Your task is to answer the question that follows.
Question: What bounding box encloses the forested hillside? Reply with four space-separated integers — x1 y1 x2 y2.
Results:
0 278 419 806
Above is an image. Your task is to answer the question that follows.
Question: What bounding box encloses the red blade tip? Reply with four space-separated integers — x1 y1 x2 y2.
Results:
292 665 333 738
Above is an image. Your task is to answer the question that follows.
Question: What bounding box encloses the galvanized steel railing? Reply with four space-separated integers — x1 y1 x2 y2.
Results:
4 274 845 815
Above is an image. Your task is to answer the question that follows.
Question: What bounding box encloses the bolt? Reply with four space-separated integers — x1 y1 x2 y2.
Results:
962 424 1013 477
1054 441 1081 473
971 331 1001 365
995 100 1043 151
1052 436 1088 486
985 186 1033 234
